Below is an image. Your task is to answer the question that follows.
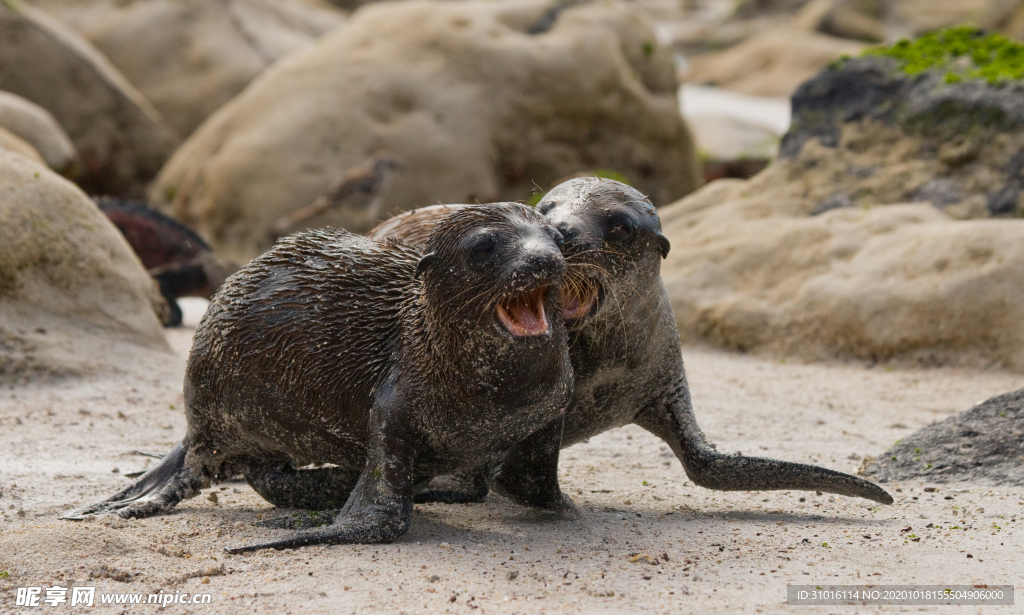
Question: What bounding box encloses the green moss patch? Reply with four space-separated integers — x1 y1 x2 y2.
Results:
865 26 1024 84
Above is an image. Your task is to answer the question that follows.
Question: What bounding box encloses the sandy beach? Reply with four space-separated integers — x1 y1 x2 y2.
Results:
1 300 1021 613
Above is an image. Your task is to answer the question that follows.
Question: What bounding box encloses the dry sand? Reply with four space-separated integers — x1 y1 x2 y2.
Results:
1 299 1021 613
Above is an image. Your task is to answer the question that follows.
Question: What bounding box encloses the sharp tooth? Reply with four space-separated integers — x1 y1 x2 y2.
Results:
535 290 548 332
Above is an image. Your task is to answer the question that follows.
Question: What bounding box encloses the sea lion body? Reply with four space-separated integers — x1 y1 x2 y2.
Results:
368 180 893 505
66 203 576 550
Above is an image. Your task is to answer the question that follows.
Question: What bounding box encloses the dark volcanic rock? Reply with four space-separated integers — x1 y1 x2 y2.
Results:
781 54 1024 218
784 55 1024 154
865 388 1024 486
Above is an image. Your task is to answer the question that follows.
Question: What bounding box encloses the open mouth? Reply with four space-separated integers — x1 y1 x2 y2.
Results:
496 287 550 337
561 277 601 321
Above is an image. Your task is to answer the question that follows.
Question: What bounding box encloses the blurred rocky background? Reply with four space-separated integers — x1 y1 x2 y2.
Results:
2 0 1024 392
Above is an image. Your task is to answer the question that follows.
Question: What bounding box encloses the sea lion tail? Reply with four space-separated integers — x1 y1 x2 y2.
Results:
61 441 205 520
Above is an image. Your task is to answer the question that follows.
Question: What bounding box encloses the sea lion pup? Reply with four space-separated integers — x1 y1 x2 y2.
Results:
64 203 576 551
368 179 893 506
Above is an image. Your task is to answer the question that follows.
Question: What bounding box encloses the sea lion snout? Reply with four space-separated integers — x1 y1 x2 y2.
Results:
509 231 565 284
492 219 564 337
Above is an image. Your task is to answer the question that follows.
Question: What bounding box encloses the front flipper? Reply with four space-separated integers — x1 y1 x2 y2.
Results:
486 416 575 514
227 378 416 552
636 383 894 505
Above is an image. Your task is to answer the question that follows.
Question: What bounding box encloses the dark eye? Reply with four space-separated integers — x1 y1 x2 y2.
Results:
607 217 633 243
470 239 495 263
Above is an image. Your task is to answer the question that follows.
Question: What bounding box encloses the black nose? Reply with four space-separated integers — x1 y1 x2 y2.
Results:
554 222 578 243
518 241 565 283
525 249 564 276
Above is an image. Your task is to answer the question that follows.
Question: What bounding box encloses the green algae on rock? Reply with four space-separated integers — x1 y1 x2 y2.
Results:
865 26 1024 85
649 24 1024 371
780 27 1024 219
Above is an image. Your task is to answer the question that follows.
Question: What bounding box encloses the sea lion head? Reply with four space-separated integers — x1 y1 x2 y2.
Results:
416 202 566 341
536 177 669 327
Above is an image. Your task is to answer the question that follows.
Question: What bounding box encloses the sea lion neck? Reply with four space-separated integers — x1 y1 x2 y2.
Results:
400 280 569 414
400 287 482 383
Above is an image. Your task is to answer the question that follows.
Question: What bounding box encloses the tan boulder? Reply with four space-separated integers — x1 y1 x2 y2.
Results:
887 0 1003 38
794 0 885 42
35 0 345 138
684 27 866 97
151 0 700 262
0 0 176 196
0 126 44 164
661 168 1024 370
318 0 373 10
660 122 1024 372
0 91 79 174
0 151 168 384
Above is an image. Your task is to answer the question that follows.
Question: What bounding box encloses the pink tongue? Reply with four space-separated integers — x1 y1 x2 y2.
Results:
508 299 542 332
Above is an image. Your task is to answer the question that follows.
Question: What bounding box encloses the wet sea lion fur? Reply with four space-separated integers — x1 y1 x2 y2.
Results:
367 179 894 506
64 203 577 551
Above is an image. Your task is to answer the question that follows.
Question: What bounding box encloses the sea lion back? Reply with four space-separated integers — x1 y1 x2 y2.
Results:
185 228 421 457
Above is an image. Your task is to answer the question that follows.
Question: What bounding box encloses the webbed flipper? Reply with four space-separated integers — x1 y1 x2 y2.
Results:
62 441 204 520
413 469 489 504
637 386 894 505
227 382 416 552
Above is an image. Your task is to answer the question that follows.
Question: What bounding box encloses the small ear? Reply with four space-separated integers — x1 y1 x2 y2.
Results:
415 252 438 279
656 233 670 259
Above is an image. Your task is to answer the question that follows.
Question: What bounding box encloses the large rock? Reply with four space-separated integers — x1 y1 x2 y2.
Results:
0 91 78 174
989 1 1024 40
0 151 168 384
658 31 1024 370
0 126 44 164
35 0 345 138
683 27 866 98
0 0 176 196
886 0 1016 39
865 388 1024 485
151 0 700 262
781 37 1024 219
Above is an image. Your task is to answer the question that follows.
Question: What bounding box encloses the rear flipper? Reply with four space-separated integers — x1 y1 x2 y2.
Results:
636 393 894 505
61 441 205 520
243 461 361 510
413 469 489 504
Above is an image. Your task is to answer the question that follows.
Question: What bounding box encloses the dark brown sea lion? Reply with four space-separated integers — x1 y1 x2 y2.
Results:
367 178 894 506
64 202 576 551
